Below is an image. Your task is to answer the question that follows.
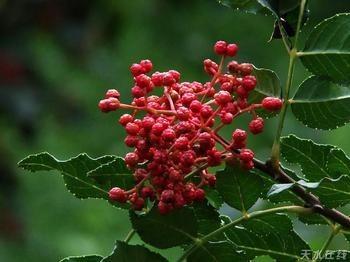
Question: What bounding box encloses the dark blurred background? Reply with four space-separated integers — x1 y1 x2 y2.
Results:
0 0 349 261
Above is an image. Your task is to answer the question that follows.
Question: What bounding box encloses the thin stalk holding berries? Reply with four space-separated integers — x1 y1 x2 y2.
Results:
270 0 307 169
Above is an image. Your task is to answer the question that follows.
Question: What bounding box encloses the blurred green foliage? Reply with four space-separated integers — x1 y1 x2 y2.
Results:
0 0 349 261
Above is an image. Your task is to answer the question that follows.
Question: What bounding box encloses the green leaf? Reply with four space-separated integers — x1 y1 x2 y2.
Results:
309 175 350 208
225 214 310 261
216 165 263 212
291 76 350 130
281 135 335 181
130 207 197 249
193 202 221 237
102 241 166 262
300 13 350 82
326 148 350 177
188 241 244 262
203 187 223 209
87 158 134 191
60 255 103 262
18 153 133 207
218 0 308 38
249 67 281 105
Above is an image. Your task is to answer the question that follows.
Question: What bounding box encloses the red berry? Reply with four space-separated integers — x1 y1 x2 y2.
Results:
214 40 227 55
249 117 264 134
194 188 205 201
142 116 155 130
174 136 189 150
151 72 164 86
135 74 151 88
240 149 254 162
226 43 238 57
125 152 139 166
124 135 138 147
163 72 176 86
242 75 257 91
221 112 233 125
169 70 181 82
206 174 216 187
214 91 232 106
177 106 191 120
243 160 254 170
227 61 240 73
189 100 202 113
119 114 134 126
160 189 175 203
140 59 153 73
232 129 247 142
98 98 120 113
125 122 140 135
200 105 214 118
130 63 144 77
109 187 127 203
141 186 155 200
131 85 146 98
239 63 253 75
151 122 166 136
262 97 283 111
132 197 145 211
105 89 120 99
162 128 176 141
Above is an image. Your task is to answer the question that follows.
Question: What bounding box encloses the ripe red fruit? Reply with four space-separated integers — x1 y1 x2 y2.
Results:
160 189 175 203
140 59 153 73
105 89 120 99
227 61 240 73
221 112 233 124
214 40 227 55
132 197 145 211
162 128 176 141
124 135 138 147
130 63 144 77
262 97 283 111
240 149 254 162
169 70 181 82
189 100 202 113
141 186 155 200
119 114 134 126
109 187 127 203
194 188 205 201
249 117 264 134
151 72 164 86
232 129 247 142
135 74 151 88
98 98 120 112
125 152 139 166
174 136 189 150
242 75 257 91
239 63 253 75
125 122 140 135
214 91 232 105
163 72 176 86
206 174 216 187
226 43 238 56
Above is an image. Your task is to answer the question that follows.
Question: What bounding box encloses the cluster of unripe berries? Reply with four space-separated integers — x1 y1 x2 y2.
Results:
99 40 283 214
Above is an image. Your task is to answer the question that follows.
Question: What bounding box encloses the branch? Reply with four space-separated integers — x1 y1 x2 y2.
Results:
252 157 350 228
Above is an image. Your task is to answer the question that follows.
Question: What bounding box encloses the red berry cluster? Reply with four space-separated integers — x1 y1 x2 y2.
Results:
99 40 282 214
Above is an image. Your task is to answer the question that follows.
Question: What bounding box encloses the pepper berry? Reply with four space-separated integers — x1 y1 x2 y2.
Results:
100 41 282 214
